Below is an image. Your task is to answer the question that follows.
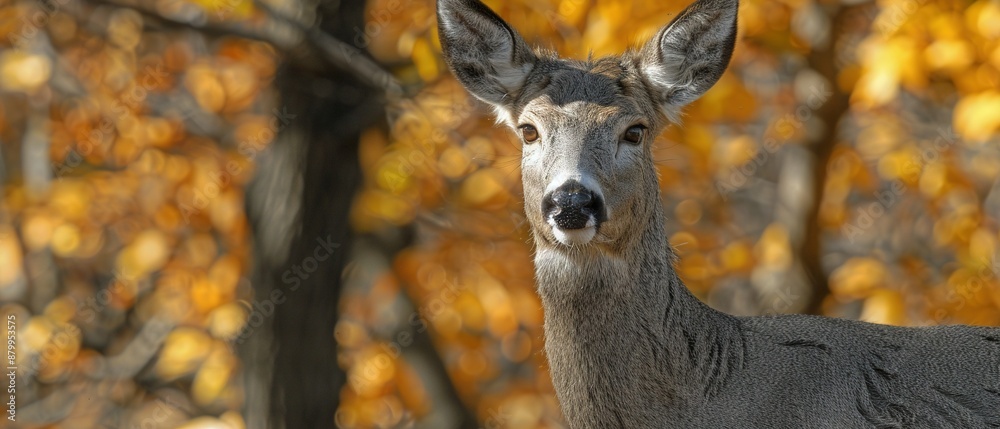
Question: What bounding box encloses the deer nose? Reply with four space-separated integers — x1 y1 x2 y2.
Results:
542 180 605 230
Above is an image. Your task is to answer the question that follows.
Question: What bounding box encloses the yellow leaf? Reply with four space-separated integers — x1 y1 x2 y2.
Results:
207 303 246 340
967 0 1000 39
220 412 246 429
174 416 237 429
954 91 1000 141
411 38 440 82
0 227 25 287
185 64 226 113
156 327 212 380
220 64 258 111
192 343 235 406
0 52 51 92
715 135 757 168
861 290 907 325
855 68 899 107
720 241 753 272
924 39 974 72
754 224 792 270
51 223 81 257
43 296 77 323
118 230 171 278
460 168 507 208
438 146 471 179
830 257 887 299
969 228 997 266
191 275 225 313
21 212 55 251
877 147 921 184
918 162 947 198
190 0 254 19
107 9 143 50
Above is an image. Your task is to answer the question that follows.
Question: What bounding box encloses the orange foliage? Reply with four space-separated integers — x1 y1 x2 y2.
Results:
0 0 997 427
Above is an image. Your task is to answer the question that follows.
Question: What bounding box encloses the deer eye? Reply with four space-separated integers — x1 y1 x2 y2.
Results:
519 124 540 143
622 125 646 144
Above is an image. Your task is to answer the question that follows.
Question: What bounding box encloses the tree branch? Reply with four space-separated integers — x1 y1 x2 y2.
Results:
800 5 856 315
252 0 403 99
80 0 402 97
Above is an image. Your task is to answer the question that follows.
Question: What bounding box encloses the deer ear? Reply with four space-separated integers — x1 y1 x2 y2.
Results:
640 0 738 117
437 0 537 110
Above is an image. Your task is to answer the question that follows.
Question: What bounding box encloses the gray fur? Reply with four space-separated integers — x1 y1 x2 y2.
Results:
437 0 1000 427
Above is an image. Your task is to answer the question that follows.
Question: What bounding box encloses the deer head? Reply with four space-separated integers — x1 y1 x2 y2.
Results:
438 0 739 251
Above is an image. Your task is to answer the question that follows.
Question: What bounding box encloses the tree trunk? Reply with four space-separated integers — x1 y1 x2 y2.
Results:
243 1 383 427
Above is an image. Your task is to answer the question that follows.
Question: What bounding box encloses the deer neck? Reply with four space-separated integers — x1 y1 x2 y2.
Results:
533 200 745 425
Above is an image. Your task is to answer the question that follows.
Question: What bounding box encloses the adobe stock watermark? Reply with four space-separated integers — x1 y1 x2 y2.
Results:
346 275 468 392
716 82 832 199
179 106 296 223
27 314 176 385
840 126 959 243
5 314 16 423
77 269 136 324
760 280 805 316
17 323 79 381
231 235 340 344
7 0 71 50
52 63 170 178
380 96 476 194
346 0 406 63
926 254 1000 325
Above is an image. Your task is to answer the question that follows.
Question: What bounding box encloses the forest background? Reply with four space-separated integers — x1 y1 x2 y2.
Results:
0 0 999 427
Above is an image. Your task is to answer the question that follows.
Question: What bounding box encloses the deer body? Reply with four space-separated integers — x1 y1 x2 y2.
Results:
536 182 1000 428
436 0 1000 427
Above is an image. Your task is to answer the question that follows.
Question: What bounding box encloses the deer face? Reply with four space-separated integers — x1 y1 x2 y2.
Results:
514 60 662 248
438 0 738 249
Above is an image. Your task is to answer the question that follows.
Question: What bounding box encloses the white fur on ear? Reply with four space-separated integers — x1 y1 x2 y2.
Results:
437 0 537 111
641 58 686 123
640 0 739 118
492 48 535 91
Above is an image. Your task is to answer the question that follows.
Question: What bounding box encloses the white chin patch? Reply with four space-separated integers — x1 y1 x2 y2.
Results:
548 218 597 246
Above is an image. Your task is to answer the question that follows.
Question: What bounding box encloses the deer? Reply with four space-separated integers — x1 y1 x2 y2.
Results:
436 0 1000 427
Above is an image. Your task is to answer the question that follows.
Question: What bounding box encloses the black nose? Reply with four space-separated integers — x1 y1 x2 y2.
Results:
542 180 605 230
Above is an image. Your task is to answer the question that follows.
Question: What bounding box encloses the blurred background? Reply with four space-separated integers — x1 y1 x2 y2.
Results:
0 0 998 427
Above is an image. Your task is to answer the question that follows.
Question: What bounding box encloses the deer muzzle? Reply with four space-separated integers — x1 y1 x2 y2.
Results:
542 180 606 245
